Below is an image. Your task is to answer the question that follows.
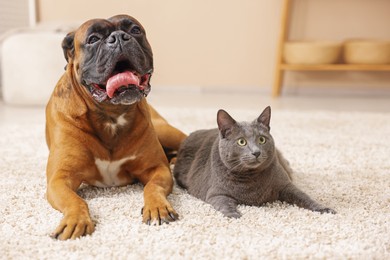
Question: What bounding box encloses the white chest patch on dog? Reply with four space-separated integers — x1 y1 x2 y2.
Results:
94 155 136 187
105 113 128 135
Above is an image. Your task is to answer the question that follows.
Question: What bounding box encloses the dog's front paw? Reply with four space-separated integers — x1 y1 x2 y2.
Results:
142 200 178 225
51 212 95 240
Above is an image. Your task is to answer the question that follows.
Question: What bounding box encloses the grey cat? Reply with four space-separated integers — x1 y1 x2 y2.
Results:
173 106 335 218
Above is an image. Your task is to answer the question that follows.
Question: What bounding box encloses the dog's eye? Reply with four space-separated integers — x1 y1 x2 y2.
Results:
130 26 141 35
87 34 101 44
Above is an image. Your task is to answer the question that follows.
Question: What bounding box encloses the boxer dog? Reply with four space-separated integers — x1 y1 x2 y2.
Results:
45 14 187 240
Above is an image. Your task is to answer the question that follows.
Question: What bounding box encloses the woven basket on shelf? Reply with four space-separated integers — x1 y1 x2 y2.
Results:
343 40 390 64
283 41 342 65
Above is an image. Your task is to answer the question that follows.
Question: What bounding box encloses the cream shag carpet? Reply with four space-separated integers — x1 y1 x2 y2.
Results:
1 107 389 259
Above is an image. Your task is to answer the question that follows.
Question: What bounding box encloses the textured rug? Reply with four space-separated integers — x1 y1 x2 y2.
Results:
1 107 389 259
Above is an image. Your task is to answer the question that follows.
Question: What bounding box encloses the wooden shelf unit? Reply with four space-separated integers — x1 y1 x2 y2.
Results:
281 64 390 71
272 0 390 97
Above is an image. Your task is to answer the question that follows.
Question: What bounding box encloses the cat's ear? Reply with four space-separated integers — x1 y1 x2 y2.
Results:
217 109 237 138
257 106 271 130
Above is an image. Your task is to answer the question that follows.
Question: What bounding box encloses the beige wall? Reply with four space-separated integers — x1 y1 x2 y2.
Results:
37 0 390 94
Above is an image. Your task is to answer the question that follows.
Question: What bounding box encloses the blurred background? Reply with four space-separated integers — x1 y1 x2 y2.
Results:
0 0 390 108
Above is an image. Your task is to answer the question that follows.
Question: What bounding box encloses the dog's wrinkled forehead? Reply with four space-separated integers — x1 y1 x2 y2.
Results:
75 15 144 43
62 15 150 63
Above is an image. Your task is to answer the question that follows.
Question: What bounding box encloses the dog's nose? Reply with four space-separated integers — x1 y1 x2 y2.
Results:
107 31 131 45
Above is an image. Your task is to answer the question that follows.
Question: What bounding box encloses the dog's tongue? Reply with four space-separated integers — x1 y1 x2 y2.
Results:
106 71 140 98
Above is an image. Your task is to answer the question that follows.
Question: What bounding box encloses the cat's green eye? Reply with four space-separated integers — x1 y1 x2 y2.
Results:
237 138 247 146
259 136 266 144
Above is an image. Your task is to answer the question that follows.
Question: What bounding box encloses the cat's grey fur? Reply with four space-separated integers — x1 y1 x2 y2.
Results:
173 106 335 218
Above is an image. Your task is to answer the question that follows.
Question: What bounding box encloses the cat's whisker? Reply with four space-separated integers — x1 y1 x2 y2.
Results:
229 160 243 171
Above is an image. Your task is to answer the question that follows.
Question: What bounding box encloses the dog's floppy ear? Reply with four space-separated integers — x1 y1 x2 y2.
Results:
62 32 75 63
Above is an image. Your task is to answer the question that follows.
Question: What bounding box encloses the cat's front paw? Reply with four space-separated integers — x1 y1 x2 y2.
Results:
209 196 241 219
315 207 336 214
223 210 242 219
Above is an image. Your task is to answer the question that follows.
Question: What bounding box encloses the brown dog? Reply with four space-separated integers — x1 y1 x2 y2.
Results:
45 14 187 240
